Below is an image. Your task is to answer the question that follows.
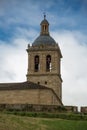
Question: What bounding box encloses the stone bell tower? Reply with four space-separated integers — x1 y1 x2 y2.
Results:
26 15 62 101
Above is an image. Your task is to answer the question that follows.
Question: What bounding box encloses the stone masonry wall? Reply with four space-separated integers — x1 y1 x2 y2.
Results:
27 47 62 102
81 107 87 113
27 74 62 100
0 89 61 105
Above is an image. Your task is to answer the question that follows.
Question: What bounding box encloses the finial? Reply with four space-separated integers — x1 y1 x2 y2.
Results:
43 12 46 19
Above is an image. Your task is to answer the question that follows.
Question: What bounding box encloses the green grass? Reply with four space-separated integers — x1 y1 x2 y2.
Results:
42 119 87 130
0 112 87 130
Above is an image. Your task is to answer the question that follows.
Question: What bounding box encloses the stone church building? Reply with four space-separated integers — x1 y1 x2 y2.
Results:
0 15 63 106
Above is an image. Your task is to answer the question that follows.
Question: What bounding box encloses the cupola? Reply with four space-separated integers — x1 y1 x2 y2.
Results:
32 15 56 46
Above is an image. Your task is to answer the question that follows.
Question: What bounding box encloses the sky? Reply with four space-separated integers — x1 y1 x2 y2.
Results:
0 0 87 109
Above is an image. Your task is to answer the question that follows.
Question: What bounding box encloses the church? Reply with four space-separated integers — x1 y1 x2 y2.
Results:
0 15 63 107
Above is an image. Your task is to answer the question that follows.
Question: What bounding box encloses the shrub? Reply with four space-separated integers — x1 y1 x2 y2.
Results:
4 111 87 121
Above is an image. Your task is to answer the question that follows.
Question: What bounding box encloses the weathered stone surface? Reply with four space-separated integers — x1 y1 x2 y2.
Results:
0 85 62 105
81 107 87 113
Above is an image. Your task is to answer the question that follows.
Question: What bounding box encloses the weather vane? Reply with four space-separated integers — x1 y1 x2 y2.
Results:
43 12 46 19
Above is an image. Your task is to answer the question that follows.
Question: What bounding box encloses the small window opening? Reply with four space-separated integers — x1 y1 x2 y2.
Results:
45 25 47 31
46 55 51 71
45 81 47 85
34 56 39 72
37 82 40 85
42 25 44 31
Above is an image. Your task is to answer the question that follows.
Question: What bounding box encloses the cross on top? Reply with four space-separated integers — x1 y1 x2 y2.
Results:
43 12 46 19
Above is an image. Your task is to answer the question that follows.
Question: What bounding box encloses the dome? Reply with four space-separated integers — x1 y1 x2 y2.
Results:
32 35 56 46
40 19 49 25
32 15 56 46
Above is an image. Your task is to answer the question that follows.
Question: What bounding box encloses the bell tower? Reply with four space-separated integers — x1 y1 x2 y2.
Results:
26 15 62 101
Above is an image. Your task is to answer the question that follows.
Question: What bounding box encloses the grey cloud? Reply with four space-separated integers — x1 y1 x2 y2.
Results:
0 38 27 82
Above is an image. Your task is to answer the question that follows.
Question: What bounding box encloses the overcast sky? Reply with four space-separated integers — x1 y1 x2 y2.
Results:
0 0 87 109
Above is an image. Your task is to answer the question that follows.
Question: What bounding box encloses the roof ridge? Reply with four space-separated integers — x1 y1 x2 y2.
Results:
50 88 63 105
0 81 50 90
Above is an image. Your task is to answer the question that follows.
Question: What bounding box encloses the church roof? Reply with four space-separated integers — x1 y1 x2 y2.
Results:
32 35 56 46
0 81 49 91
40 19 49 25
40 14 49 25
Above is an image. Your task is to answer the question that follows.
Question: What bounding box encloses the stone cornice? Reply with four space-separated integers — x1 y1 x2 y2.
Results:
27 49 62 58
26 73 63 82
27 48 59 52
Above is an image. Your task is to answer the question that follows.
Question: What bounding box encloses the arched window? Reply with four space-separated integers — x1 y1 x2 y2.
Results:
45 25 47 31
46 55 51 71
34 55 39 72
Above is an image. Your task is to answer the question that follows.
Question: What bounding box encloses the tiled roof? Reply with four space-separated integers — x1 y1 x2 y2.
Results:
32 35 56 46
40 19 49 25
0 81 49 91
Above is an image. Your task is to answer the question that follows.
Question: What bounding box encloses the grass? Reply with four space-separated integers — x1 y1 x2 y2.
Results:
0 112 87 130
42 119 87 130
